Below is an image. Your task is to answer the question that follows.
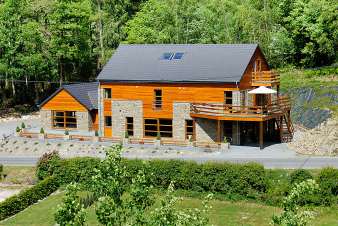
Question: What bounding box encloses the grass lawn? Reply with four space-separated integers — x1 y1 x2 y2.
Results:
1 166 36 187
1 191 337 226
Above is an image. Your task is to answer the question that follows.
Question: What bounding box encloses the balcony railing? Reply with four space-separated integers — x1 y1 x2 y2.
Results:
252 71 280 86
190 96 290 119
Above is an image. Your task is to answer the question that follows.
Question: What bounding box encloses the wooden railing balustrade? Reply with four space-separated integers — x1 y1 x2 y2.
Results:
190 96 291 118
252 71 280 86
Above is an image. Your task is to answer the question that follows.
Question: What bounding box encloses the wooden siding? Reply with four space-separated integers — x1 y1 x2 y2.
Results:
41 90 87 112
101 83 238 118
239 48 270 90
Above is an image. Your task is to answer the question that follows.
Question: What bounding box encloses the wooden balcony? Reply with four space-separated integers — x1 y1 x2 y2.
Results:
190 96 291 122
252 71 280 86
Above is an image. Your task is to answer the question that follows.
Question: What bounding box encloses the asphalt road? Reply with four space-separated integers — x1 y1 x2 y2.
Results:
0 155 337 169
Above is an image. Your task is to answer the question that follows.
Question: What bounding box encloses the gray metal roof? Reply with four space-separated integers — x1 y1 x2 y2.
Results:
40 82 98 110
97 44 259 83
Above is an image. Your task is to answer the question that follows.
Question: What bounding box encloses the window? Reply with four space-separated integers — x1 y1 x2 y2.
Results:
161 52 174 60
185 120 194 140
173 52 184 60
103 88 111 99
223 121 233 143
144 118 173 138
105 116 112 127
154 89 162 109
52 111 77 129
224 91 232 105
126 117 134 136
254 59 261 72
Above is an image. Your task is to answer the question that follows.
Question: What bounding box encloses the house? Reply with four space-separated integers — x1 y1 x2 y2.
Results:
40 82 99 132
40 44 293 148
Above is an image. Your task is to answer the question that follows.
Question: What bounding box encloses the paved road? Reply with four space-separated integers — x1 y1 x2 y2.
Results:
1 155 337 169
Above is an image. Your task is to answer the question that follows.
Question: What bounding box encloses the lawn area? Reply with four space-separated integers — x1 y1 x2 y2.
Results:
1 166 36 187
1 191 337 226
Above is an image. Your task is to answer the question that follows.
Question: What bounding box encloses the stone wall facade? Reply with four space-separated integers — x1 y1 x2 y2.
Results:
195 118 217 142
40 109 52 130
173 102 192 141
111 100 143 138
76 111 91 131
98 85 104 136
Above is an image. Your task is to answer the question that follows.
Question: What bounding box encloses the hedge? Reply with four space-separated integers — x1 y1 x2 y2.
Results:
0 176 59 220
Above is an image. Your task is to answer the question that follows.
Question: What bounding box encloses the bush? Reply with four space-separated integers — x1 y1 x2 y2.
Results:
0 176 59 220
39 128 45 134
21 122 25 129
290 169 313 185
36 151 61 180
0 164 3 179
317 167 338 205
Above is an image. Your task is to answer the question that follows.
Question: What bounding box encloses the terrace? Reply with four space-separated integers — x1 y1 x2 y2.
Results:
251 71 280 86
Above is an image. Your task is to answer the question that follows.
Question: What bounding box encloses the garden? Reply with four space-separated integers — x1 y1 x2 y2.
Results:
0 145 337 225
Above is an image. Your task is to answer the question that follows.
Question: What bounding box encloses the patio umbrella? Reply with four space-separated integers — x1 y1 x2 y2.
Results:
248 86 277 94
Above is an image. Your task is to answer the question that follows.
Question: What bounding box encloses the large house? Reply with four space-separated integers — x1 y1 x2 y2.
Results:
40 44 293 149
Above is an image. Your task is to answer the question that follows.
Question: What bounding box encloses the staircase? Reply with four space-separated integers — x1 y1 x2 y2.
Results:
278 112 294 143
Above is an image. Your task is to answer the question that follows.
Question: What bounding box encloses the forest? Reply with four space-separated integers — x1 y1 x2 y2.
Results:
0 0 337 110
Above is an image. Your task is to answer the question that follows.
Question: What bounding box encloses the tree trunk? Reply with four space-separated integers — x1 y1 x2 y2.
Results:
97 0 104 69
59 59 63 87
11 77 15 96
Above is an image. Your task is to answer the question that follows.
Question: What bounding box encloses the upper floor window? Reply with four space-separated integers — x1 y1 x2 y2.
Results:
154 89 162 109
103 88 111 99
105 116 112 127
224 91 232 105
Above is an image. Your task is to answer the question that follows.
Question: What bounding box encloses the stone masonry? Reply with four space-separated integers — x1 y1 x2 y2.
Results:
195 118 217 142
173 102 192 141
98 84 104 136
111 100 143 138
76 111 91 131
40 109 52 130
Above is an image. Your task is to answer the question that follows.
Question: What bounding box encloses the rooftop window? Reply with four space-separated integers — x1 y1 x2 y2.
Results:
161 52 184 60
173 52 184 59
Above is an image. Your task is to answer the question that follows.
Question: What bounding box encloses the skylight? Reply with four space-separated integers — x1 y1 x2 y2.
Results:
161 52 184 60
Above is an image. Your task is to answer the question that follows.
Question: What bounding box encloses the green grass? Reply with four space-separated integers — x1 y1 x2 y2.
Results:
1 191 337 226
1 166 36 186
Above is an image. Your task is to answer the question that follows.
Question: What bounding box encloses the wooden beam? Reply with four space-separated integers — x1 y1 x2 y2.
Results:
217 120 221 143
259 121 263 149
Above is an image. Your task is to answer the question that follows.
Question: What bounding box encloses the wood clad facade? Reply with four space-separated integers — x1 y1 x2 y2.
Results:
41 90 87 112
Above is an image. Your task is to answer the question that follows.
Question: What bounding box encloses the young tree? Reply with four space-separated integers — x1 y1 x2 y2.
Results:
271 179 319 226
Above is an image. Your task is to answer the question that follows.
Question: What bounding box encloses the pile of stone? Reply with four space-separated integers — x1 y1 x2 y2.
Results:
289 118 338 156
0 113 40 123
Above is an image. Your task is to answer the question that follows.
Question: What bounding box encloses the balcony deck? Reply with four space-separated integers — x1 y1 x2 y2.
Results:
252 71 279 86
190 96 290 122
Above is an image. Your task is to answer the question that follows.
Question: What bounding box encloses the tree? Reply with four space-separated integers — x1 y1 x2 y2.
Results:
271 179 319 226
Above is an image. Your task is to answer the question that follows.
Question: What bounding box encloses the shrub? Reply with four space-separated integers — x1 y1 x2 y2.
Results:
0 176 59 220
39 128 45 134
95 131 99 137
0 164 3 179
64 130 69 135
317 167 338 205
15 126 21 133
290 169 313 185
21 122 25 129
36 151 61 180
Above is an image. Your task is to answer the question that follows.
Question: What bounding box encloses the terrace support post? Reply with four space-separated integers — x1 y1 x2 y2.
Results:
259 121 264 149
217 120 221 143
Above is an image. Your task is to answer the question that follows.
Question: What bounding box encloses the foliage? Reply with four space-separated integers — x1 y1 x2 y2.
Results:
20 122 25 129
317 167 338 205
39 128 45 134
36 151 61 181
290 169 313 185
15 126 21 133
271 179 319 226
64 130 69 135
0 164 3 179
0 176 59 220
55 183 86 226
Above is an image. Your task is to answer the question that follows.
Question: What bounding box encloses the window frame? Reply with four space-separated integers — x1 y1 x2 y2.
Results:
153 89 162 110
104 116 112 127
126 117 134 137
103 88 112 99
52 111 77 129
144 118 173 138
224 91 233 105
185 119 195 140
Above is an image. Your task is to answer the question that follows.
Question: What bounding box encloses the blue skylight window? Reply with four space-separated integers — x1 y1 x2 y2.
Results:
161 52 174 60
173 52 184 60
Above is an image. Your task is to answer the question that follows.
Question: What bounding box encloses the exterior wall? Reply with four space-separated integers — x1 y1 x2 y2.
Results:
195 118 217 142
100 83 238 119
98 84 104 136
40 109 52 130
76 111 91 131
111 100 143 138
41 90 87 111
173 102 192 141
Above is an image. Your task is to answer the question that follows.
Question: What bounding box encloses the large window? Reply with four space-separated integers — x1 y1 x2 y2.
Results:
103 88 111 99
153 89 162 109
53 111 77 129
144 118 172 138
185 120 194 140
224 91 233 105
126 117 134 137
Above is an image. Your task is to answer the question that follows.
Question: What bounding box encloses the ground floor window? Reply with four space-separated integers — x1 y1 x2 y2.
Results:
185 119 194 140
144 118 172 138
126 117 134 137
52 111 77 129
105 116 112 127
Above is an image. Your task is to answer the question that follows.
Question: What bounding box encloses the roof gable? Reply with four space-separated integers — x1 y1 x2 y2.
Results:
97 44 258 83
